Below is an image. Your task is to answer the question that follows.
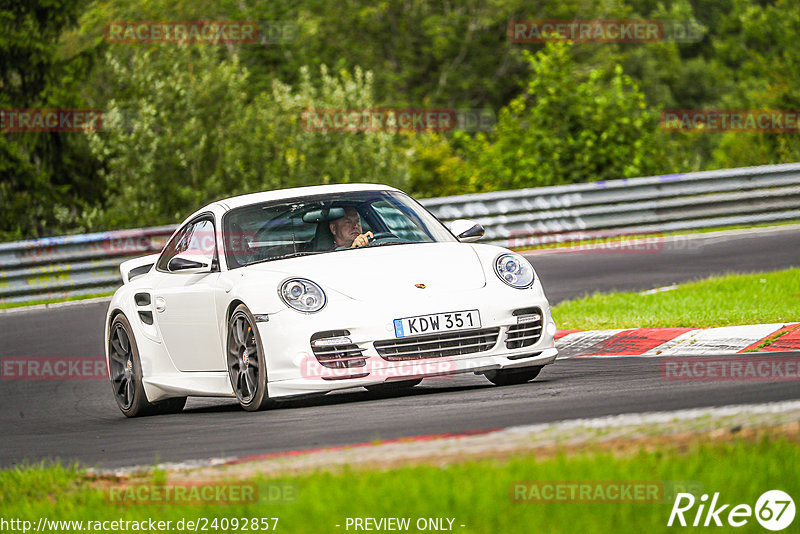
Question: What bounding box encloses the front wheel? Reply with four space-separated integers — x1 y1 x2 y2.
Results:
484 366 542 386
108 314 186 417
226 304 273 411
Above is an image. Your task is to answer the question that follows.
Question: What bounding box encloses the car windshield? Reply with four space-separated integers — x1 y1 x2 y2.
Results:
223 190 456 269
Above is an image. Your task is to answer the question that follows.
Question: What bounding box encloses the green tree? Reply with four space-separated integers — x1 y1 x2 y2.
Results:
709 0 800 168
86 46 410 229
464 41 665 189
0 0 102 240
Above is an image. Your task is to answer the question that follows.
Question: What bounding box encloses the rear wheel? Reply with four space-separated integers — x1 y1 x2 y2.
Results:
484 366 542 386
108 314 186 417
226 304 273 411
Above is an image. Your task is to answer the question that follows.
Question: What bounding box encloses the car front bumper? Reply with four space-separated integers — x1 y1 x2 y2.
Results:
258 285 558 398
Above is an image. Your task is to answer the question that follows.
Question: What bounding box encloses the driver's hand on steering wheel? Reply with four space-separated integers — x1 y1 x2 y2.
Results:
350 231 374 248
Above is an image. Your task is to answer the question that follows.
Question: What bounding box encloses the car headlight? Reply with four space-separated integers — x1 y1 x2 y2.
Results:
494 253 534 288
279 278 326 312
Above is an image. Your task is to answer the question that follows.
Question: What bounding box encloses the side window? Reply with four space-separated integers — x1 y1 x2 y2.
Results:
157 217 217 272
371 201 430 242
186 219 216 257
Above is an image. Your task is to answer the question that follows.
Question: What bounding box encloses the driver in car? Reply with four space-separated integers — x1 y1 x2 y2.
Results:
329 206 374 249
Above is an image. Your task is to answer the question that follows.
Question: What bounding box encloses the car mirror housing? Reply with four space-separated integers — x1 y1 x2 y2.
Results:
167 252 213 273
449 219 485 243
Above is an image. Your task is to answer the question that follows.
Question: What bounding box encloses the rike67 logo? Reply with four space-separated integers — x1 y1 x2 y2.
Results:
668 490 795 531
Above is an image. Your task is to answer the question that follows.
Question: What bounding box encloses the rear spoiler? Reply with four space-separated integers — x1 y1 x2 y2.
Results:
119 254 160 284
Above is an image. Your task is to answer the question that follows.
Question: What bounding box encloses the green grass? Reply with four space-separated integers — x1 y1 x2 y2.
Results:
0 436 797 533
0 292 114 310
552 268 800 330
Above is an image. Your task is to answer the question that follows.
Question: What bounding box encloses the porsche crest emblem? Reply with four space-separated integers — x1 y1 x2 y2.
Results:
415 283 426 289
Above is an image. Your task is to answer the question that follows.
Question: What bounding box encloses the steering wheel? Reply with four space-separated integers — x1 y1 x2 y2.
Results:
368 231 400 244
369 232 406 245
367 232 414 247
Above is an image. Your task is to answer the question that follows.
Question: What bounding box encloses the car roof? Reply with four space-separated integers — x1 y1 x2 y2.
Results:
214 183 402 211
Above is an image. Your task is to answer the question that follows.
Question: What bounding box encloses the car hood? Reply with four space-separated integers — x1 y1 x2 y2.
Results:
248 242 486 300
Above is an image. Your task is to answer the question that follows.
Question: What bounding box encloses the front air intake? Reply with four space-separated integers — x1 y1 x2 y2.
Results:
375 328 500 360
506 307 543 349
310 330 367 369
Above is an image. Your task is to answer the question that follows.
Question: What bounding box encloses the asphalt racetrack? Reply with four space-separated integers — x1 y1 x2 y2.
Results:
1 226 798 469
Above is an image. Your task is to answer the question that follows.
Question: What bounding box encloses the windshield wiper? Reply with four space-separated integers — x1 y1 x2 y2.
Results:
249 251 325 264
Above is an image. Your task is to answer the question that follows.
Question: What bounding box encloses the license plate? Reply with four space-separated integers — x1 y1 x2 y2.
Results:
393 310 481 338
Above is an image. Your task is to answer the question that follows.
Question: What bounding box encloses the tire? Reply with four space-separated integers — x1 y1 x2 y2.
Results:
108 314 186 417
364 378 422 392
226 304 273 411
484 366 542 386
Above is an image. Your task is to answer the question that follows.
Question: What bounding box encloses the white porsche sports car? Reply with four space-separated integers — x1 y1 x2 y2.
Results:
105 184 558 417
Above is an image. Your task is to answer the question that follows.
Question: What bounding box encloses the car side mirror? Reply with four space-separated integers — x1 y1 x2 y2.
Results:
167 252 213 273
449 219 485 243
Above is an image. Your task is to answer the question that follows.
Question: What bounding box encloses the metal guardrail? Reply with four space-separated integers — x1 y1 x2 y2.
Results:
2 163 799 304
0 227 176 304
423 163 800 246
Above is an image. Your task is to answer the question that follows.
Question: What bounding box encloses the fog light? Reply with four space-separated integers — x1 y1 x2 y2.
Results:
517 313 542 324
311 336 353 348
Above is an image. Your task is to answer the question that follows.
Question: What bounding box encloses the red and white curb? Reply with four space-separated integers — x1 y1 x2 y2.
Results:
555 323 800 358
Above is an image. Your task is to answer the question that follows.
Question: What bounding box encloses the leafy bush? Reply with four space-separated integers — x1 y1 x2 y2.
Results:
86 47 410 228
462 42 665 190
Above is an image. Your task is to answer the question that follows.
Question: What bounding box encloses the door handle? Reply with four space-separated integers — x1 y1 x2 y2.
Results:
155 296 167 313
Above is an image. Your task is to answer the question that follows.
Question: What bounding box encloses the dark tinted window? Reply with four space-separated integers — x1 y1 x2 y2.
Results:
157 217 217 272
223 191 454 269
